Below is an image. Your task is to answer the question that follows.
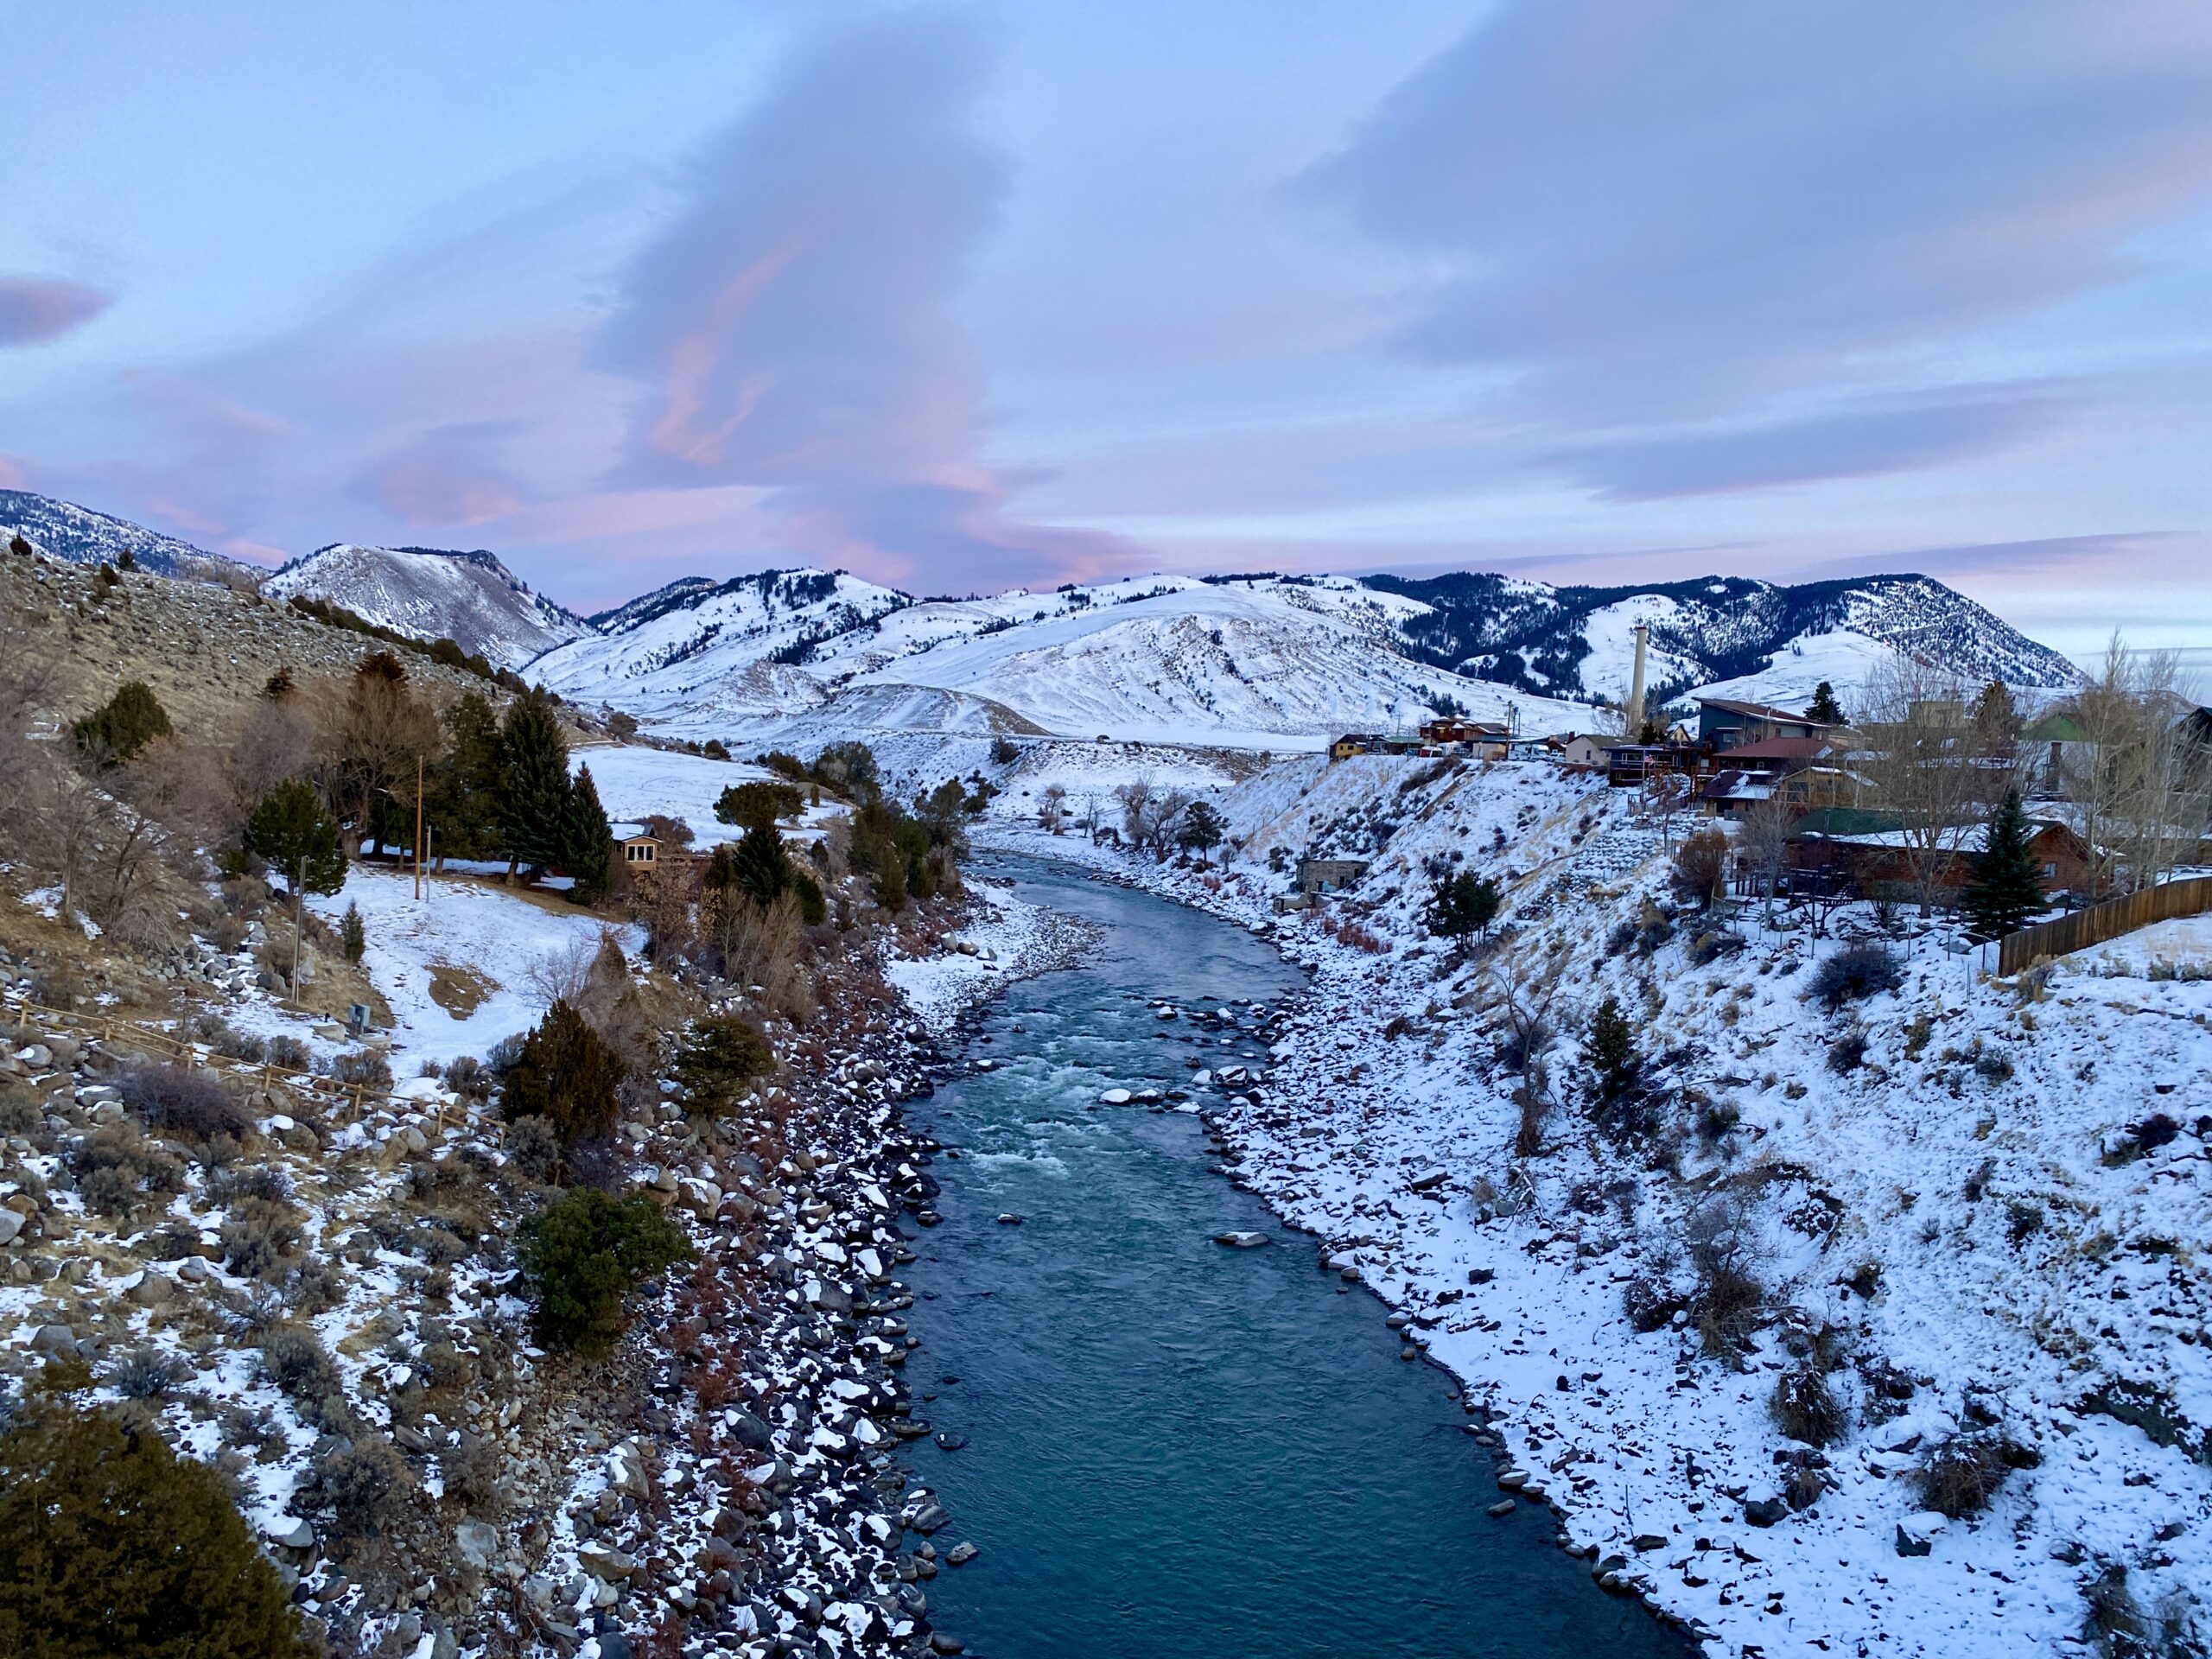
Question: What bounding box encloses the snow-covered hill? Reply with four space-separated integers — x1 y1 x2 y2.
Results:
1373 571 2084 707
541 569 1592 746
0 488 234 578
263 543 588 669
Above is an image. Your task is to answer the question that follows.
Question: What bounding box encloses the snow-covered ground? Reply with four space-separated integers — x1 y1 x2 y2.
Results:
300 867 639 1065
569 743 836 849
967 751 2212 1658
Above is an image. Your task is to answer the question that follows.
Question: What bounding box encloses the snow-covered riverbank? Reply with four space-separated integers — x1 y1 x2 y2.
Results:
970 756 2212 1659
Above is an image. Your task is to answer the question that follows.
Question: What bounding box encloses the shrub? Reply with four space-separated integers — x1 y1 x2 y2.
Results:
1914 1432 2025 1519
108 1349 186 1402
714 780 804 833
500 1000 625 1148
327 1051 392 1093
1672 829 1728 909
220 1198 302 1281
71 1125 185 1220
1686 1197 1766 1356
1827 1029 1869 1074
515 1187 692 1358
264 1036 312 1072
118 1064 250 1143
672 1016 775 1116
1807 943 1904 1010
71 680 173 764
0 1403 311 1657
257 1326 340 1408
2006 1199 2045 1247
444 1054 493 1101
0 1088 36 1138
1771 1363 1847 1446
2129 1112 2183 1154
1697 1099 1741 1140
313 1434 410 1535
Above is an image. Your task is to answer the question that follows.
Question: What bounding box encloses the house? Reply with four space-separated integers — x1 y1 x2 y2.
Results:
1605 743 1719 788
1419 717 1510 754
1696 696 1832 752
1330 733 1387 760
1296 856 1369 894
2021 710 2089 797
610 822 664 869
1559 734 1612 769
1785 809 2092 899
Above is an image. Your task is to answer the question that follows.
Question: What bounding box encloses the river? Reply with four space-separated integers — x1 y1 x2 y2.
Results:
900 855 1690 1658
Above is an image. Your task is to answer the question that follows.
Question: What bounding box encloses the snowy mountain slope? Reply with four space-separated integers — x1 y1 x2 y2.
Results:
1372 571 2084 707
531 568 909 719
263 543 588 669
845 576 1589 743
0 488 234 578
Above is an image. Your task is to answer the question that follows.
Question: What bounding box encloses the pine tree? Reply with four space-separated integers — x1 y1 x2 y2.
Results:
244 780 346 1004
1962 788 2044 941
728 823 795 910
560 763 613 903
500 999 625 1148
340 901 365 963
1179 799 1226 864
498 695 569 878
1582 995 1638 1102
430 691 504 861
0 1404 312 1657
73 680 172 764
1806 682 1844 725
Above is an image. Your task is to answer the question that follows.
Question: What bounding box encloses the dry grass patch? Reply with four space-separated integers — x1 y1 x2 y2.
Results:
426 960 496 1020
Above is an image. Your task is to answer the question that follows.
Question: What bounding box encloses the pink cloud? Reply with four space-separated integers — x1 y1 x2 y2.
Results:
0 276 112 346
0 453 27 489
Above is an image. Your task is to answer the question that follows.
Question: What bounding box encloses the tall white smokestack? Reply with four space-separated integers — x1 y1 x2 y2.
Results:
1626 621 1649 735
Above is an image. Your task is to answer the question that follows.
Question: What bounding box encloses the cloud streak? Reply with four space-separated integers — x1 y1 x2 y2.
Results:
0 276 113 346
1309 0 2212 483
599 3 1132 586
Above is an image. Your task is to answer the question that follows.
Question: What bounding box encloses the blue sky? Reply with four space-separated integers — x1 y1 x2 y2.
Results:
5 1 2212 658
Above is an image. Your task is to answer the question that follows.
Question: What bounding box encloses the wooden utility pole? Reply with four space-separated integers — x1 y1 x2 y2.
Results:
415 754 424 902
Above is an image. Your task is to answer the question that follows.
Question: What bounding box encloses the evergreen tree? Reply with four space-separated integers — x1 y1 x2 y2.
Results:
72 680 171 764
728 823 795 910
498 694 569 877
1962 788 2044 941
430 691 504 861
560 763 613 903
1582 995 1639 1103
500 999 625 1149
1425 868 1501 949
340 901 365 963
1179 799 1226 864
516 1187 691 1359
0 1404 312 1658
1806 682 1844 725
245 780 346 1003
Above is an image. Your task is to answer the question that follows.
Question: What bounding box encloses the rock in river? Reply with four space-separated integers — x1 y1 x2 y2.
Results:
1212 1231 1269 1249
1096 1087 1133 1106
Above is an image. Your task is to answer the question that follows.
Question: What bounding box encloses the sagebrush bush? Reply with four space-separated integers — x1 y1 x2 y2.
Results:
257 1326 340 1408
1827 1029 1870 1074
505 1115 562 1183
1771 1363 1847 1446
443 1054 493 1101
0 1087 37 1138
313 1434 410 1535
1807 943 1904 1010
0 1404 311 1658
327 1050 392 1092
220 1198 302 1281
71 1124 185 1219
108 1348 186 1402
264 1035 313 1071
516 1187 691 1358
118 1063 250 1143
1915 1432 2034 1518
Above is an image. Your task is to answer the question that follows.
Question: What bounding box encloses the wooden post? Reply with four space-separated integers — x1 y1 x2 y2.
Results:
415 753 424 903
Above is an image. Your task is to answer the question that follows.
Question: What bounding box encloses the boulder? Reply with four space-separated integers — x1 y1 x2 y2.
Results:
1212 1231 1269 1249
454 1519 499 1570
1743 1496 1789 1528
0 1210 23 1248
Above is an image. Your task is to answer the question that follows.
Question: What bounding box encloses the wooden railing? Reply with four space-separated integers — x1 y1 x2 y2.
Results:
1997 875 2212 976
5 991 460 1130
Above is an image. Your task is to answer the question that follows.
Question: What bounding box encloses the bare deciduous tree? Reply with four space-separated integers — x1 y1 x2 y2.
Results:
1854 656 1989 916
2059 637 2209 898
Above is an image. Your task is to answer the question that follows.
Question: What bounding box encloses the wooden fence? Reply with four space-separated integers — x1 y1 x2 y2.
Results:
4 991 457 1130
1997 874 2212 976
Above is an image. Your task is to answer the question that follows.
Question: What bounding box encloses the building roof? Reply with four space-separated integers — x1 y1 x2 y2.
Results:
1720 736 1832 765
2022 711 2088 743
609 822 655 842
1696 696 1826 724
1789 806 1904 839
